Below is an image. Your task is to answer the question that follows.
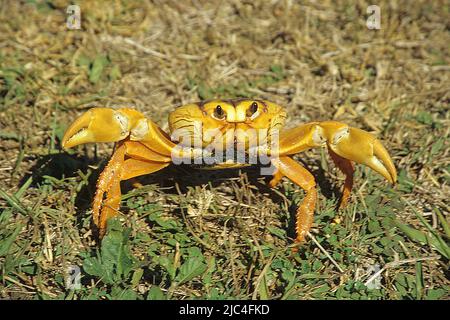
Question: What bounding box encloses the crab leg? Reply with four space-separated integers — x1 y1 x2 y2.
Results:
267 121 396 246
268 169 284 188
277 121 397 184
121 156 170 180
62 108 177 237
328 147 354 209
272 156 317 244
91 142 171 237
92 142 126 236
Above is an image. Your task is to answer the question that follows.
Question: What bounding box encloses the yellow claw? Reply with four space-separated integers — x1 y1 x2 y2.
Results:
320 122 397 184
62 108 145 149
278 120 397 184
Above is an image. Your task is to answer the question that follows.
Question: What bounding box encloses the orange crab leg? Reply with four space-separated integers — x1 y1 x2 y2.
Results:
267 121 397 246
124 140 172 163
121 157 170 181
272 156 317 244
271 120 396 223
268 169 284 188
92 143 126 236
91 142 171 237
62 108 181 237
328 147 354 209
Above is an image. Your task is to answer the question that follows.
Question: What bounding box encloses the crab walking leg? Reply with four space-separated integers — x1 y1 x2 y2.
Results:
123 140 172 163
94 159 170 237
328 147 354 209
98 181 122 237
95 156 170 236
96 156 169 235
272 156 317 243
92 141 171 237
92 143 126 236
121 157 170 180
121 141 171 180
278 121 397 184
268 169 284 188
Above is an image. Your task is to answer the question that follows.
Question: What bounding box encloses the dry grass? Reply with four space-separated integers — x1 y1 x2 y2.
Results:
0 0 449 300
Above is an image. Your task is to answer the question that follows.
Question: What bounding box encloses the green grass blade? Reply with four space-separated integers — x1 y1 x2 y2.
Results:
14 177 32 200
392 219 450 259
415 262 423 300
0 189 28 215
434 208 450 238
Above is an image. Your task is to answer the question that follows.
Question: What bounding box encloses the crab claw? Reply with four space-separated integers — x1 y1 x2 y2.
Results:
62 108 139 149
323 123 397 184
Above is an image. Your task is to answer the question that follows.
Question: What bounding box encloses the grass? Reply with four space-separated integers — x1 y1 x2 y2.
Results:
0 0 449 300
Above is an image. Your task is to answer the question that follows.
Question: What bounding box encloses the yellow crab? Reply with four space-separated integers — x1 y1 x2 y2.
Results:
62 99 396 244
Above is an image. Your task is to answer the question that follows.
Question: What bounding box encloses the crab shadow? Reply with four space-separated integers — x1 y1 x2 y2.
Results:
123 164 299 239
18 149 106 231
121 158 342 242
19 152 88 185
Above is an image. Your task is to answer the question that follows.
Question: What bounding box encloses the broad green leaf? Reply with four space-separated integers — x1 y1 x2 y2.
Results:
111 287 138 300
175 257 207 284
101 229 135 280
82 219 136 284
426 288 446 300
83 256 102 276
148 213 179 231
147 286 166 300
186 246 202 257
313 283 330 294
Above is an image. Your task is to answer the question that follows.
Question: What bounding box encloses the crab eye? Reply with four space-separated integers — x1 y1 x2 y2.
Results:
213 105 226 120
246 102 258 118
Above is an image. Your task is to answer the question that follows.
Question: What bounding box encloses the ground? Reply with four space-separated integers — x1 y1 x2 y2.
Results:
0 0 449 300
